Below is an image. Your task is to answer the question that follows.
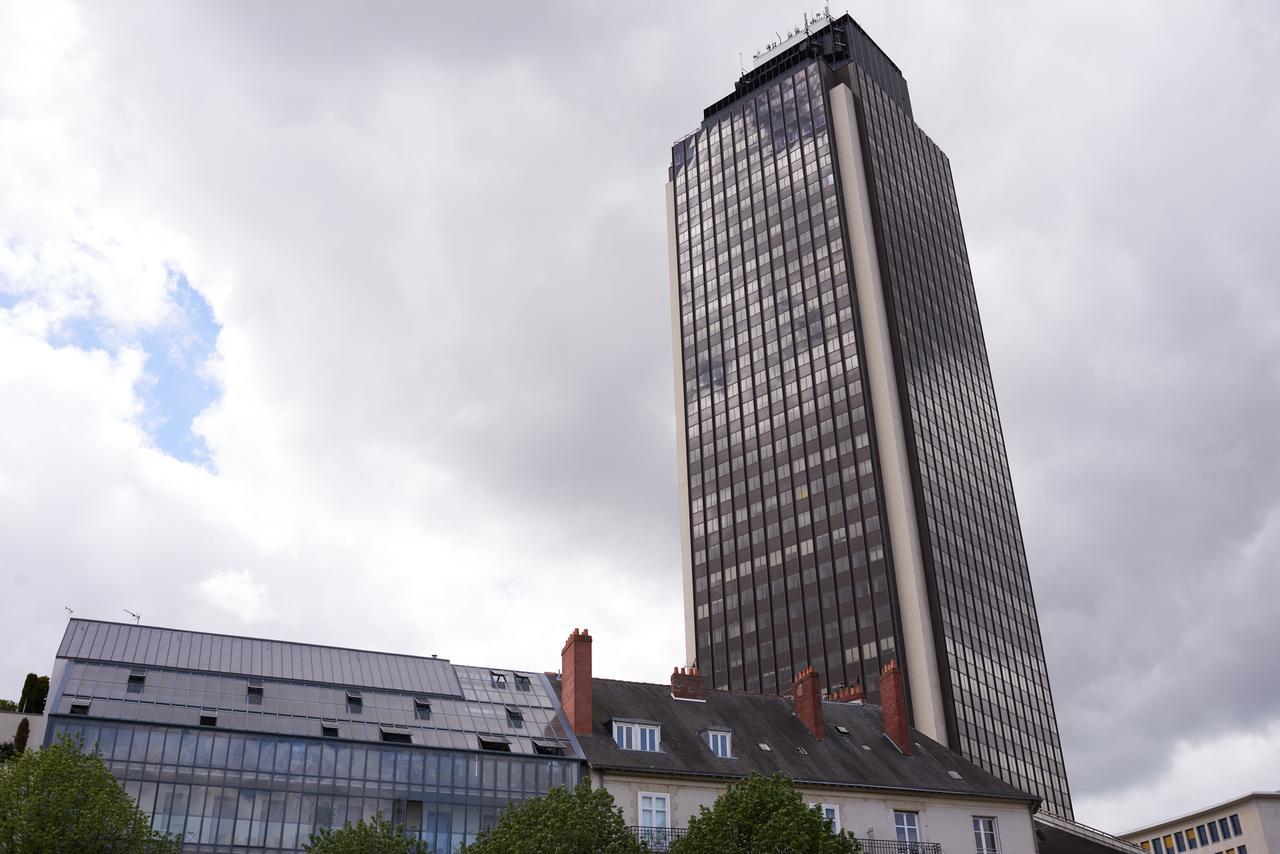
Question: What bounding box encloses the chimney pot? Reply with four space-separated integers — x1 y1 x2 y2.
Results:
881 659 910 755
792 666 824 740
671 664 706 701
561 628 593 736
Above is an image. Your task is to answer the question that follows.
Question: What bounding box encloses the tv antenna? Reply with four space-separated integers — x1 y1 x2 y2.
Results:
123 609 141 625
64 606 74 618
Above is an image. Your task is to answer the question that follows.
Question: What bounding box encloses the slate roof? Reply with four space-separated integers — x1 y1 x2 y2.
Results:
557 677 1037 805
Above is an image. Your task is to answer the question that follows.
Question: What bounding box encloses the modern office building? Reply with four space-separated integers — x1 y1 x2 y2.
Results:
666 11 1072 818
43 619 583 852
1124 793 1280 854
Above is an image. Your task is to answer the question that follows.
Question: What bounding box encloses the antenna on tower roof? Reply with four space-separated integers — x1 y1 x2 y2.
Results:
64 606 74 619
124 609 141 625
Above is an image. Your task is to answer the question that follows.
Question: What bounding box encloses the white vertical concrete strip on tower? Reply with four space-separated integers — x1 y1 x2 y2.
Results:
828 83 949 746
667 180 698 668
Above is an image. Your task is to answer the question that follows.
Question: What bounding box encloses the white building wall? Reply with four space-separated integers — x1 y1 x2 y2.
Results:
1123 795 1280 854
598 771 1036 851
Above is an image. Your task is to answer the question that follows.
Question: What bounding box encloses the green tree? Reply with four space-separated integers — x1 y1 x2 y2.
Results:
16 675 48 715
0 743 15 765
461 779 647 854
304 814 430 854
0 700 17 712
0 735 180 853
12 718 29 753
669 773 861 854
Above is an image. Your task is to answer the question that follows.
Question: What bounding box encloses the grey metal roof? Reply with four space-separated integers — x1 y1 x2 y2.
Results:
560 677 1036 803
58 620 463 697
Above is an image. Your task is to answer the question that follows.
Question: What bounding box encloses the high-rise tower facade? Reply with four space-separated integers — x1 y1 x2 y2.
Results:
666 13 1073 817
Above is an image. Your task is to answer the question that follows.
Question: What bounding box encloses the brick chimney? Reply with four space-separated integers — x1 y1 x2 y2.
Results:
561 628 592 736
792 665 824 740
829 681 865 704
881 659 911 754
671 666 705 701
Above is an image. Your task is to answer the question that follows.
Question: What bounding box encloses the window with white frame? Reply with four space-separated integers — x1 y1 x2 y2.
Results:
639 793 669 829
613 721 660 752
973 816 999 854
895 811 921 843
708 729 732 758
813 803 840 832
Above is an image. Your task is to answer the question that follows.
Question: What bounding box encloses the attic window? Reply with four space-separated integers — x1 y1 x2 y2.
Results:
532 739 565 756
834 725 849 735
478 736 511 753
707 730 732 759
247 681 263 703
199 712 218 727
346 690 363 712
758 742 772 752
321 722 339 738
70 700 91 716
127 670 146 693
948 770 963 780
490 671 508 688
413 698 432 720
514 674 532 692
380 726 413 744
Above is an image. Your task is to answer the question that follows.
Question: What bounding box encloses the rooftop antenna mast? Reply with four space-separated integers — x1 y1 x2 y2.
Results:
123 609 141 625
64 606 74 619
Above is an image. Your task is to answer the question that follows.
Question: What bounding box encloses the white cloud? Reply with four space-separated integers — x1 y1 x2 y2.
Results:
195 569 274 624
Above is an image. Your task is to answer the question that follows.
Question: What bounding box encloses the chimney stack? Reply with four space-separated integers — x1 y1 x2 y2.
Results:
792 665 824 740
561 628 592 736
881 659 911 755
829 681 865 704
671 666 706 701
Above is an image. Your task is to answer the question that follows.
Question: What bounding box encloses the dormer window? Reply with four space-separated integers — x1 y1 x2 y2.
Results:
613 721 660 752
490 671 508 688
707 729 732 758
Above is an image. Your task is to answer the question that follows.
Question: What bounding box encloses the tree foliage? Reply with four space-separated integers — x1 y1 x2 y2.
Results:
16 675 48 716
0 700 17 712
461 779 647 854
0 735 180 853
12 718 29 753
669 773 861 854
304 814 430 854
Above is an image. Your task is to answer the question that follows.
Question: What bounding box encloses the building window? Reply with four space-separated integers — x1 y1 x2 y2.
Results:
708 729 732 758
413 697 432 720
1231 815 1242 836
490 671 508 688
613 721 660 752
1209 823 1220 843
246 680 263 702
639 793 669 830
532 739 565 756
478 736 511 752
1175 831 1186 852
973 817 998 853
1239 844 1248 854
515 674 532 691
346 689 362 713
69 700 90 716
814 804 840 832
380 726 412 744
199 712 217 727
895 811 921 843
1152 838 1164 854
1220 819 1232 839
1197 826 1208 846
126 670 146 693
506 706 524 725
1186 827 1198 849
320 721 339 738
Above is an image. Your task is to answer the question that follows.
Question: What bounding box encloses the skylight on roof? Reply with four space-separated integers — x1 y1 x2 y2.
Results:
758 742 772 751
835 725 849 735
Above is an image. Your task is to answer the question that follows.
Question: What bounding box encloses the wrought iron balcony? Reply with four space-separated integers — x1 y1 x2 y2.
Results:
629 825 688 851
854 840 943 854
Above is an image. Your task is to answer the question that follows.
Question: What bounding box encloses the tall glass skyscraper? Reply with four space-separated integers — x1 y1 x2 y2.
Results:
667 13 1073 817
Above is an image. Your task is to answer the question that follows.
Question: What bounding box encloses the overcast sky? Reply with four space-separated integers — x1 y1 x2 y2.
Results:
1 0 1277 833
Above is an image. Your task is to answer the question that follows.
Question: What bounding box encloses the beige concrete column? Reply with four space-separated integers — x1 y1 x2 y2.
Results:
828 83 949 747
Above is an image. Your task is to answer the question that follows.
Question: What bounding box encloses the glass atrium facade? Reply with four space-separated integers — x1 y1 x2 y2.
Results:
668 14 1073 818
45 620 582 852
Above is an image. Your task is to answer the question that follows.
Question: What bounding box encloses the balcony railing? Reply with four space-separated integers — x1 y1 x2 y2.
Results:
854 840 943 854
628 826 940 854
630 825 688 851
